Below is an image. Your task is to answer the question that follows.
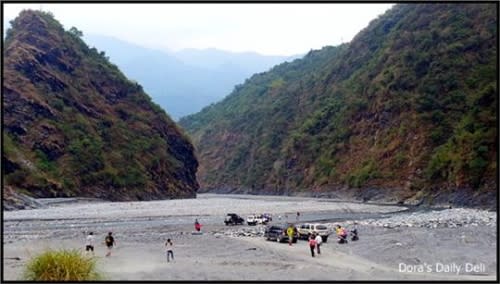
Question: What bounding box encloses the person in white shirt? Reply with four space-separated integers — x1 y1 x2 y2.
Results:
85 232 95 256
315 233 323 255
165 239 174 262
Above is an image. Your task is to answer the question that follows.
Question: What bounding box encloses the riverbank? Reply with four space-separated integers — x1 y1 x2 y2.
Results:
2 194 497 281
200 187 498 210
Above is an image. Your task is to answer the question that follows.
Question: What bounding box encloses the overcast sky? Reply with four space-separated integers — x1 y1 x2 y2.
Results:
3 3 394 56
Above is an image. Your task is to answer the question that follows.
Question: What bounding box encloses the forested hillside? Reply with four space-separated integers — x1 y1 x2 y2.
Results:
3 10 199 208
180 3 497 207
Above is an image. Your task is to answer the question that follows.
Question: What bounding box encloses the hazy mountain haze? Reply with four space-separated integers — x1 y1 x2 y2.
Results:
84 34 299 119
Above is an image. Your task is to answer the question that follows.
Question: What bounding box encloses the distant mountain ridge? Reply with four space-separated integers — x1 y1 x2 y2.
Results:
3 10 199 209
180 3 498 208
83 34 300 120
172 47 298 72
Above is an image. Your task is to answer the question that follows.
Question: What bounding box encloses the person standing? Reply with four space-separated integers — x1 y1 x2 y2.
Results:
286 225 295 246
296 211 300 221
105 232 116 257
165 239 174 262
85 232 95 256
308 234 317 257
194 219 202 232
314 233 323 255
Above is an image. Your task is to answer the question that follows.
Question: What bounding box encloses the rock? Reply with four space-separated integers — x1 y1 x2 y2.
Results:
3 186 46 211
353 207 496 229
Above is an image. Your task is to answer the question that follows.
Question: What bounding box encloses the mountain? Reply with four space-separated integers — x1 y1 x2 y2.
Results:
172 47 300 74
179 3 497 208
3 10 199 209
83 34 299 120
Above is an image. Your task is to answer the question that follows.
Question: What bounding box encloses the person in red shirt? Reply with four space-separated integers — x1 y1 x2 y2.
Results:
194 219 202 232
308 234 317 257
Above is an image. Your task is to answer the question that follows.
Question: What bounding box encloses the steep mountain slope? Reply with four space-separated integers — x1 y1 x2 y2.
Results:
83 34 298 120
180 3 497 207
3 10 199 207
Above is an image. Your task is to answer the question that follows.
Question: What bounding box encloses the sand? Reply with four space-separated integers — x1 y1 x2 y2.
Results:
2 193 497 281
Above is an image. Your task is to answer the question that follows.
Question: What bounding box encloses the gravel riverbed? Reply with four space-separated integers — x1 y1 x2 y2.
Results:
2 193 497 281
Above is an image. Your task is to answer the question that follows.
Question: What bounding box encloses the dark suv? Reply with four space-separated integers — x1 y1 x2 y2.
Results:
264 223 298 243
224 213 244 225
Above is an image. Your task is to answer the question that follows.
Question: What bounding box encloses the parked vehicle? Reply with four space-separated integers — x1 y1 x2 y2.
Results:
224 213 244 225
264 223 298 243
247 214 270 225
262 213 272 222
247 215 257 225
297 223 330 242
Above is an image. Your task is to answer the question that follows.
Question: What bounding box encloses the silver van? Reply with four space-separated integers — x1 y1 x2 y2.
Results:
297 223 330 242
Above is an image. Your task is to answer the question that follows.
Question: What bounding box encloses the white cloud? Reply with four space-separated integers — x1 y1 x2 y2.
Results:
3 3 393 56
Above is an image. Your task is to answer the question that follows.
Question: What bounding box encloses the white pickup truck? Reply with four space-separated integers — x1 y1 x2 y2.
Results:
247 214 270 226
297 223 331 242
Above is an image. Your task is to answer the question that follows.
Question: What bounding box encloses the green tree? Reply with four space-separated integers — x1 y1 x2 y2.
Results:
68 26 83 37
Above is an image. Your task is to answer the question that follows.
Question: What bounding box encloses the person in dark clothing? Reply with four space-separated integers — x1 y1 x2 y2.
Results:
105 232 116 257
351 228 359 241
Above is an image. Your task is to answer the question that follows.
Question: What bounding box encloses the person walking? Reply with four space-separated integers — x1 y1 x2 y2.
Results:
85 232 95 256
105 232 116 257
165 239 174 262
308 234 317 257
314 233 323 255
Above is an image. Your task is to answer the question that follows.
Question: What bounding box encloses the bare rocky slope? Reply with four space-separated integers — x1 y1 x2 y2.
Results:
3 10 199 209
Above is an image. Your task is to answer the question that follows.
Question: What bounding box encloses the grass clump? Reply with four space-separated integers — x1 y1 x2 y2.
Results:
22 249 102 281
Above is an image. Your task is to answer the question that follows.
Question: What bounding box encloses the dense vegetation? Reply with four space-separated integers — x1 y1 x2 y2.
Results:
22 249 102 281
3 10 199 203
180 3 497 206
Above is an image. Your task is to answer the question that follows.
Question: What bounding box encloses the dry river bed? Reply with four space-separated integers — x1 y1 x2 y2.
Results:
2 193 497 281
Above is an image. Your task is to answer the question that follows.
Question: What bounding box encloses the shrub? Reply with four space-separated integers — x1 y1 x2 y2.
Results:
22 249 102 281
394 152 407 167
347 160 380 188
5 169 28 185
